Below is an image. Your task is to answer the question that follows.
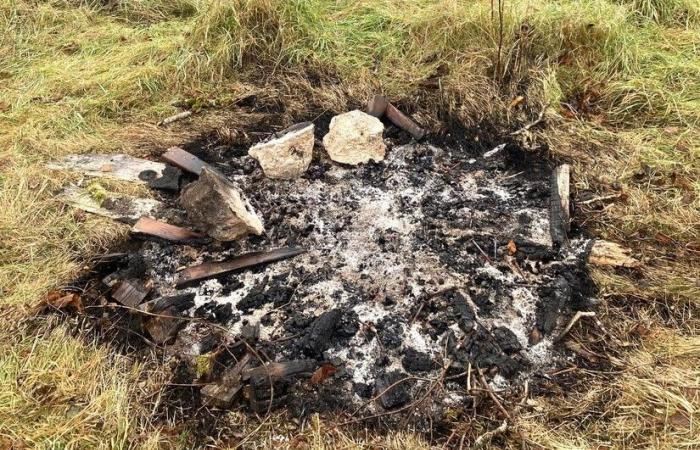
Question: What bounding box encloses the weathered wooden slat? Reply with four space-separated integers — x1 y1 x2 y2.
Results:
549 164 571 247
161 147 210 175
59 186 163 223
144 308 184 344
175 247 306 287
132 217 205 242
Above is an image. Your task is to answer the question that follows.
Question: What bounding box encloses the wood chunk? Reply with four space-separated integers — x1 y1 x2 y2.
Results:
367 95 425 140
549 164 571 247
176 247 306 287
588 240 641 268
162 147 211 175
48 154 168 184
242 360 318 386
112 279 150 308
59 186 163 223
132 217 205 242
201 353 252 408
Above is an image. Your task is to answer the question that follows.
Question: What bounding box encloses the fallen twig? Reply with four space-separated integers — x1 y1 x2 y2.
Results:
510 107 546 135
579 193 622 205
158 110 192 126
472 420 508 449
477 367 512 420
555 311 596 342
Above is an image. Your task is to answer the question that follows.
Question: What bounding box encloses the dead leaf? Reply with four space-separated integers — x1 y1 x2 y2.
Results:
45 291 84 312
507 239 517 255
310 363 337 385
508 95 525 110
654 232 673 245
100 164 114 172
669 410 690 428
0 101 9 113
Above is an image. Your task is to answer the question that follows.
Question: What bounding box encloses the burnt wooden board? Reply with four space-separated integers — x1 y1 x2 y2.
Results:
175 247 306 287
132 217 205 242
161 147 211 175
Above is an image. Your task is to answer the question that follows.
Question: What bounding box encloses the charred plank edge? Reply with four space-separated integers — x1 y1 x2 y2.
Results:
161 146 210 175
549 164 571 247
138 292 195 314
366 95 425 140
242 359 318 385
175 247 306 287
132 217 205 242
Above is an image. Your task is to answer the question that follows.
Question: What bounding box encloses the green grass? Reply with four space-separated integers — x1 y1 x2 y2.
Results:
1 0 699 448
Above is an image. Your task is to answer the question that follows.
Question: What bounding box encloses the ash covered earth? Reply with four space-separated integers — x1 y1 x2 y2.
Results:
136 139 594 417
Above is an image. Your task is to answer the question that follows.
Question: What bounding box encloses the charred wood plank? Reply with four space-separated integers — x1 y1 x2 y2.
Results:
132 217 205 243
175 247 306 287
161 147 211 176
549 164 571 247
367 95 425 140
111 279 150 308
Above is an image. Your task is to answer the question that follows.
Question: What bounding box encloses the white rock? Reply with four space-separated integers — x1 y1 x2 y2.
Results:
322 110 386 165
179 167 264 241
249 122 314 179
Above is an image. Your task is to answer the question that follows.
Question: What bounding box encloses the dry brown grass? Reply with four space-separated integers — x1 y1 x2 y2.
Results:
1 0 698 448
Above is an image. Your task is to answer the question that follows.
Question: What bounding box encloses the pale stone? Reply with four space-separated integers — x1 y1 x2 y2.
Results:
179 167 263 241
249 122 315 179
322 110 386 165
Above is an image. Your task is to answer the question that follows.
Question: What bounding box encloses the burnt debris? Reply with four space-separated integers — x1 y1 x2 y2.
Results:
48 109 598 422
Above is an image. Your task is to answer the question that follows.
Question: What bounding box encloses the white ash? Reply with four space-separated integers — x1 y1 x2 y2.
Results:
139 142 593 408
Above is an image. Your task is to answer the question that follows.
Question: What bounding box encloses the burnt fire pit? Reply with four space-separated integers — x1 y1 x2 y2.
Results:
52 113 597 426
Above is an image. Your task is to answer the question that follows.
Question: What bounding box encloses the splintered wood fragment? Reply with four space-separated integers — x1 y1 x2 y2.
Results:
59 186 163 223
132 217 205 242
201 353 252 408
144 308 183 344
47 154 168 184
158 110 192 126
588 240 641 268
549 164 571 247
112 279 150 308
161 147 210 175
367 95 425 140
242 360 318 386
176 247 306 287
